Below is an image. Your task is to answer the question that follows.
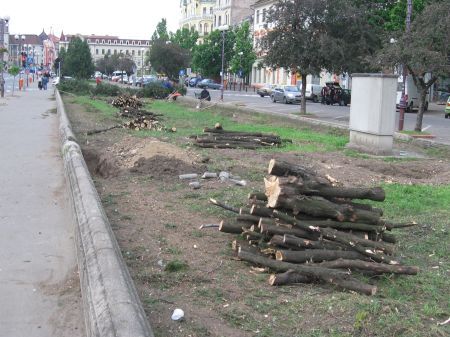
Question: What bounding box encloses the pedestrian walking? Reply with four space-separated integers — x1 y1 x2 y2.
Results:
37 73 43 90
42 74 48 90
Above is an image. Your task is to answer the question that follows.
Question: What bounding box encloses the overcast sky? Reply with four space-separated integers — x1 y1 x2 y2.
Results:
2 0 181 40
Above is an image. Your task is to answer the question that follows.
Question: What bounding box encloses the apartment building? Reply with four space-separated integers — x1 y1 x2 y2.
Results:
179 0 215 43
212 0 253 29
59 33 151 69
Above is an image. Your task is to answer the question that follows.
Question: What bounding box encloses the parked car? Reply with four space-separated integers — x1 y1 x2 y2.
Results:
111 71 127 82
189 77 203 87
136 75 157 87
304 84 322 103
322 82 350 106
197 79 221 90
271 85 302 104
445 96 450 119
257 84 276 97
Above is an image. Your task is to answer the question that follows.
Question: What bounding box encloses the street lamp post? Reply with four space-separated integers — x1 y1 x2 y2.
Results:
218 25 229 101
141 48 145 85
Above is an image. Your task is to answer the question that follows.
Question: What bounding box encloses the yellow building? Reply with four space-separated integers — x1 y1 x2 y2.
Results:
179 0 215 43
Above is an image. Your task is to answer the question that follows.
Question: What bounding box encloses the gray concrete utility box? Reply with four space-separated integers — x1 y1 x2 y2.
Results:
347 73 398 155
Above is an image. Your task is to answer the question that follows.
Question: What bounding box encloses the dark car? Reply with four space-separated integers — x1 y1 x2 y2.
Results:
189 77 202 87
322 82 350 106
271 85 302 104
197 79 222 90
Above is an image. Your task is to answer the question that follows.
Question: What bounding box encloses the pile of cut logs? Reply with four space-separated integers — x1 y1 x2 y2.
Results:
111 94 143 109
123 116 166 131
210 159 419 295
191 124 286 149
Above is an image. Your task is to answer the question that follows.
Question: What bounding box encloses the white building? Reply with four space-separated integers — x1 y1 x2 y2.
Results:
212 0 253 29
59 33 151 70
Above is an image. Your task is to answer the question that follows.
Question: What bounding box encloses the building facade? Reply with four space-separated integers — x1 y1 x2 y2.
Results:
212 0 253 29
0 17 9 64
59 33 151 70
8 34 44 68
179 0 215 43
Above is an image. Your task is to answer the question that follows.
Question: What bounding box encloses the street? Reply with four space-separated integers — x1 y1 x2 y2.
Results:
186 87 450 145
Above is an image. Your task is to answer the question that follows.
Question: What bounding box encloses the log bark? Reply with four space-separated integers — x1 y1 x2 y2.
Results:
276 249 366 263
238 249 377 295
268 270 312 286
317 259 419 275
265 175 385 201
203 128 275 137
231 240 260 255
304 219 385 233
209 198 239 213
273 211 397 260
259 220 318 240
248 192 267 202
269 235 291 249
269 195 381 225
267 159 325 183
250 204 275 218
237 214 262 224
283 234 346 251
219 220 252 234
380 232 397 244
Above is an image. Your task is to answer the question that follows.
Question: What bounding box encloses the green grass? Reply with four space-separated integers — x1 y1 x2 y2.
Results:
136 101 349 153
72 96 120 120
400 130 431 135
164 259 189 272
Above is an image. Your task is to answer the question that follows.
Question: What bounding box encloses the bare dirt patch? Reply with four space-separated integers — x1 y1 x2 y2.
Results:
64 96 450 337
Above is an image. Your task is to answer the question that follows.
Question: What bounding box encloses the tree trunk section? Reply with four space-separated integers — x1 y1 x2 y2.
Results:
219 220 252 234
238 249 377 295
276 249 366 263
317 259 419 275
269 270 312 286
283 234 346 251
415 87 428 132
300 74 307 115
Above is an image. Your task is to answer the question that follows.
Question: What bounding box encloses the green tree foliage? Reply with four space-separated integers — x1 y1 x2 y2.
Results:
8 65 20 95
378 2 450 131
230 21 256 80
151 19 170 42
149 40 190 80
63 37 94 79
170 27 199 52
383 0 431 31
191 29 236 79
261 0 382 114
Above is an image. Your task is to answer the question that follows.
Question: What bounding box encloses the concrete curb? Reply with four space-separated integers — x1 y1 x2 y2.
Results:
56 90 154 337
178 96 449 149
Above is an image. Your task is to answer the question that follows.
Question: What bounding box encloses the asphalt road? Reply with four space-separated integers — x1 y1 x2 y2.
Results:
187 87 450 145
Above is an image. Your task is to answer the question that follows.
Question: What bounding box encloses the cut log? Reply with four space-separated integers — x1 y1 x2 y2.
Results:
250 205 274 218
303 219 385 233
238 249 377 295
231 240 260 255
380 232 397 244
269 235 291 249
203 128 275 137
237 214 263 224
276 249 366 263
317 259 419 275
248 192 268 202
283 234 346 251
268 270 312 286
209 198 239 213
259 219 318 240
267 159 323 182
219 220 252 234
273 211 396 258
265 175 385 201
269 195 381 225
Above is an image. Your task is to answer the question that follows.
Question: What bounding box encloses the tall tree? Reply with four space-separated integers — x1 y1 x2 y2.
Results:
230 21 256 81
170 27 199 52
149 41 190 81
191 29 235 79
378 2 450 131
261 0 382 114
63 37 94 79
151 19 170 42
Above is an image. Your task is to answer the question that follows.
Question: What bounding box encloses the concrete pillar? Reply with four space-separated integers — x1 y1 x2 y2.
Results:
347 73 398 155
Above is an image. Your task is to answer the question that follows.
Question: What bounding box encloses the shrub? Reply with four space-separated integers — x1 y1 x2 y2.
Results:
92 82 123 97
57 79 92 95
174 84 187 96
141 82 171 99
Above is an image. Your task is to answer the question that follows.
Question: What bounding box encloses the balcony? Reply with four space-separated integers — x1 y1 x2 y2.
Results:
180 14 214 25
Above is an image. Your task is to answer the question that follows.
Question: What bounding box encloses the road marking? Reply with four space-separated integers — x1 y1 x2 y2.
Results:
422 125 431 131
334 115 347 120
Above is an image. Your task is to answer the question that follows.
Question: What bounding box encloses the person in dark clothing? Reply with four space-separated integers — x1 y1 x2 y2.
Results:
199 88 211 101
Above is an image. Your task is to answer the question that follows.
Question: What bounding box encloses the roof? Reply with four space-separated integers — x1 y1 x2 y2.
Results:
9 34 41 45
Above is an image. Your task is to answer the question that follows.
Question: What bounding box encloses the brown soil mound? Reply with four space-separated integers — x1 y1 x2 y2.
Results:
83 148 120 178
129 155 205 177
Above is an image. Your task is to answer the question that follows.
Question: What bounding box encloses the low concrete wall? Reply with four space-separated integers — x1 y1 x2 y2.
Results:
56 90 154 337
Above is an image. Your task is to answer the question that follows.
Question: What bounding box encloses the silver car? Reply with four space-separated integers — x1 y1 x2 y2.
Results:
271 85 301 104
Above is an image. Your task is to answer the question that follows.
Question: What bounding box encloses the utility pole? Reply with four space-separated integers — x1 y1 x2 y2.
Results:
398 0 413 131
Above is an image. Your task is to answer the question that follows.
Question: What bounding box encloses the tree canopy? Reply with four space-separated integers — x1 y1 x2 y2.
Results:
170 27 199 52
229 21 256 79
151 18 170 42
191 29 236 79
378 1 450 131
62 37 94 79
260 0 381 113
149 40 190 80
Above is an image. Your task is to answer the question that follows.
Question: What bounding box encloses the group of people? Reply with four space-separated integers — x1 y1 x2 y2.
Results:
321 84 344 105
37 72 51 90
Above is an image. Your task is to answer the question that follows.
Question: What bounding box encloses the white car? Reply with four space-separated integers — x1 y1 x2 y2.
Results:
52 77 60 86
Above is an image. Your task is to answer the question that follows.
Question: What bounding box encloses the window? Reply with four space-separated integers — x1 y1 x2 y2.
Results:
263 8 266 22
210 7 213 14
132 50 135 56
218 16 222 26
204 23 209 34
108 40 111 44
126 40 129 45
138 41 141 45
203 7 206 15
95 49 98 55
96 39 99 43
138 50 141 56
108 49 111 54
199 24 203 33
114 50 117 54
102 39 105 43
102 49 105 55
256 10 260 24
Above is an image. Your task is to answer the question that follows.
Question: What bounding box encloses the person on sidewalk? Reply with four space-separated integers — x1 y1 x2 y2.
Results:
38 73 43 90
42 74 49 90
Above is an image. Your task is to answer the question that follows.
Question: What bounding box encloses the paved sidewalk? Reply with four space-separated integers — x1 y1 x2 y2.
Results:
0 84 85 337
